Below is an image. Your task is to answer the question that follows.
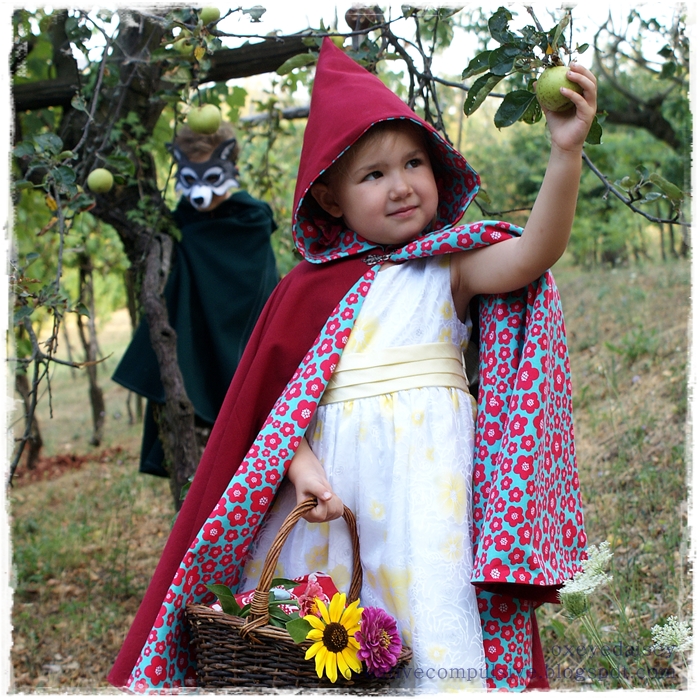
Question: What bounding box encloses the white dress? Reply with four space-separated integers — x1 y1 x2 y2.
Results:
239 256 486 691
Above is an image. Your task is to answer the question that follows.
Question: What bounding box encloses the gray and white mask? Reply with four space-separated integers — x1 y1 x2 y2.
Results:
167 138 239 211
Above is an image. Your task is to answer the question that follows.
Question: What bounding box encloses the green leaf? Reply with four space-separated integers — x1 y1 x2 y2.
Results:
576 43 590 55
104 154 136 177
464 73 503 116
162 65 193 84
657 45 674 59
650 173 684 201
71 94 89 113
286 617 313 643
270 578 301 589
14 179 34 190
52 165 76 186
488 7 514 44
617 176 635 189
206 583 236 598
276 52 317 75
13 142 36 159
179 476 193 501
494 90 536 128
475 189 492 206
659 61 676 80
269 607 293 623
206 584 242 616
35 133 63 155
14 305 33 326
75 302 90 317
585 115 602 145
549 618 567 637
550 14 570 53
488 44 522 76
462 50 492 80
520 95 542 124
226 86 248 111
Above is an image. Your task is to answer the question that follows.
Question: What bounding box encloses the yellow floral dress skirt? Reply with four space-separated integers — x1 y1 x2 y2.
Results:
239 256 486 691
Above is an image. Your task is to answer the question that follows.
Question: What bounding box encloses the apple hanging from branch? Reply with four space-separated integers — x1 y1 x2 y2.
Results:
187 104 222 134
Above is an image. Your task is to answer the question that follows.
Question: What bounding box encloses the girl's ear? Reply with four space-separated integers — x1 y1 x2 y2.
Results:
310 182 344 218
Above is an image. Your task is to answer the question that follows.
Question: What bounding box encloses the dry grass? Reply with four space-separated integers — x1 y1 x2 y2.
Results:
538 259 691 689
6 260 691 692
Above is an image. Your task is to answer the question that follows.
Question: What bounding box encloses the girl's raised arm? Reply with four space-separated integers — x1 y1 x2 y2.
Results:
451 63 597 314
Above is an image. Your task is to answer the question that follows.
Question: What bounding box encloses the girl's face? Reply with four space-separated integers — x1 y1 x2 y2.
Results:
311 127 439 247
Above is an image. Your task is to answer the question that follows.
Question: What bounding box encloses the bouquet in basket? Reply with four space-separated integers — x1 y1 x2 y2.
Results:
207 572 403 682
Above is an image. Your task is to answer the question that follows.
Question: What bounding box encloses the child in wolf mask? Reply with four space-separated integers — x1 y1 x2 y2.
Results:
112 122 278 477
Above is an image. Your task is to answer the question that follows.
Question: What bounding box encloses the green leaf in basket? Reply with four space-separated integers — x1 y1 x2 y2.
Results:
205 584 242 617
270 577 302 589
239 603 251 618
286 616 313 644
269 607 294 623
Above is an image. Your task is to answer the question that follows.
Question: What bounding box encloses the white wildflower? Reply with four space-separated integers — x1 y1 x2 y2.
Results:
559 541 613 618
650 616 692 654
583 541 613 577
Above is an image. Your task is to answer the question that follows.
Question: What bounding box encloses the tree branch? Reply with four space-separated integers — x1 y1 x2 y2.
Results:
582 151 689 227
13 34 309 112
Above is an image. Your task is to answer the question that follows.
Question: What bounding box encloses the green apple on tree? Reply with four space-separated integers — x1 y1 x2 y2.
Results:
187 104 222 134
200 7 220 25
535 66 583 112
87 168 114 194
170 30 194 55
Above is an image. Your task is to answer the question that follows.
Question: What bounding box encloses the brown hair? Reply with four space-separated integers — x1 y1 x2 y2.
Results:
320 119 434 184
173 122 240 162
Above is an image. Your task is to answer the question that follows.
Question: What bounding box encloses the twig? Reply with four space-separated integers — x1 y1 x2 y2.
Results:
581 151 689 227
525 6 545 33
71 12 112 156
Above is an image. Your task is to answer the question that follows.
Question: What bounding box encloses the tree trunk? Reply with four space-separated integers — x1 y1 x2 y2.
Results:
14 372 43 471
76 251 106 446
123 267 143 424
141 234 199 509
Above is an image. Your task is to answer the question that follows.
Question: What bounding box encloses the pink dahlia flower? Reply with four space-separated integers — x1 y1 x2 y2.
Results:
296 577 328 618
356 607 402 677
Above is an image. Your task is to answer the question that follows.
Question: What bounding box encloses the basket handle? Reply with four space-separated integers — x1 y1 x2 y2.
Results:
240 497 362 638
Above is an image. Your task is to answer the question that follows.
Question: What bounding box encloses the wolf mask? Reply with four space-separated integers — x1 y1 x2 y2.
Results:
167 137 239 211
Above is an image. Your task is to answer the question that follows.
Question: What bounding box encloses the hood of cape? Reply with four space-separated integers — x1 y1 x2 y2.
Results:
293 37 481 264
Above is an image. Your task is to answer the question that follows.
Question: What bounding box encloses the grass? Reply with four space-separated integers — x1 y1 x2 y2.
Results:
537 259 691 689
5 260 692 691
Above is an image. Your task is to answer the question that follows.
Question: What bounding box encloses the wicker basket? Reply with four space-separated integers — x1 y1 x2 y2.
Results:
186 498 412 690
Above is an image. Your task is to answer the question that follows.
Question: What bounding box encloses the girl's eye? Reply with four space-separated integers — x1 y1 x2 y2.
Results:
363 170 383 181
183 174 196 186
407 158 422 168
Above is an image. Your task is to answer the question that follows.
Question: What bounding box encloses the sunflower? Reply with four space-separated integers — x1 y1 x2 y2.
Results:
304 592 363 682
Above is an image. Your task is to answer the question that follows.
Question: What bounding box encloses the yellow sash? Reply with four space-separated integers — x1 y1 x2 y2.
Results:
319 342 477 417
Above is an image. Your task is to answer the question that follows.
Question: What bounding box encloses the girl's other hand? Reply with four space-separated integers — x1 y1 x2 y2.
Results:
540 63 598 154
287 437 344 522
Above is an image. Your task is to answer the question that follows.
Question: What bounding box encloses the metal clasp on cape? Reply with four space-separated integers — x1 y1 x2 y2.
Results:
363 252 393 266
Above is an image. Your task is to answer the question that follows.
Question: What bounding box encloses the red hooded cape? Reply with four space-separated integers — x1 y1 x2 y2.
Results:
108 39 585 692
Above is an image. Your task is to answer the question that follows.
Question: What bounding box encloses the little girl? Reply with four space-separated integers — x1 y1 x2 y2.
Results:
108 38 595 693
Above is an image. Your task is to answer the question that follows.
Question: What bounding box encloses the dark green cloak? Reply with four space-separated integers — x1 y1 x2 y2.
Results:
112 191 278 476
